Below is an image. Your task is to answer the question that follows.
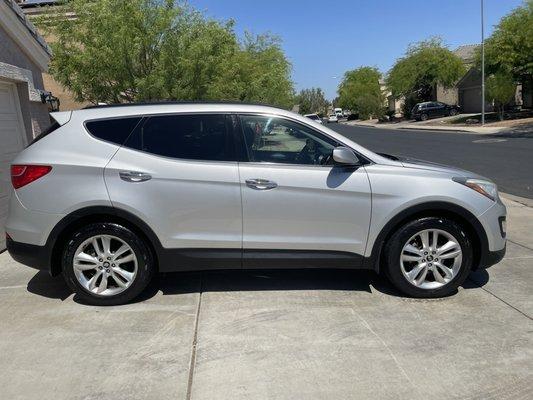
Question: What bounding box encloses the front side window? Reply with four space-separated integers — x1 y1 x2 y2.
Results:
125 114 235 161
239 115 338 165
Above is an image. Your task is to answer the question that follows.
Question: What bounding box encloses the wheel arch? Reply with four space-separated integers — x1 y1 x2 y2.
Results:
46 206 162 276
365 201 488 273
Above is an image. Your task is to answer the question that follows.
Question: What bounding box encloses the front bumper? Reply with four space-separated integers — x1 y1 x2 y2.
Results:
478 243 506 270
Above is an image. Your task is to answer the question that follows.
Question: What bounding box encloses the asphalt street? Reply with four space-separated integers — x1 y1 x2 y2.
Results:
329 123 533 199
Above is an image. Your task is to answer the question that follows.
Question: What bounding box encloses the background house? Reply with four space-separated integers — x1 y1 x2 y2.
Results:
16 0 88 110
436 44 531 113
0 0 52 249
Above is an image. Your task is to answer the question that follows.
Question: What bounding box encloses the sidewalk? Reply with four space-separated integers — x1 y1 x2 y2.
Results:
342 119 508 134
0 194 532 399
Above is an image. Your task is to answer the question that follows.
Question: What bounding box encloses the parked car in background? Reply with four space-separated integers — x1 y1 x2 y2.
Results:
334 108 343 118
327 114 339 123
6 103 505 305
304 113 323 124
412 102 460 121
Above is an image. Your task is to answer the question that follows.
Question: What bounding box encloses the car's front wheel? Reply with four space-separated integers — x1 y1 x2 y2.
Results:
384 217 473 298
62 222 154 305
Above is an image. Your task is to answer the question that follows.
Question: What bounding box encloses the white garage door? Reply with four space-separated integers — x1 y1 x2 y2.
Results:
0 82 27 251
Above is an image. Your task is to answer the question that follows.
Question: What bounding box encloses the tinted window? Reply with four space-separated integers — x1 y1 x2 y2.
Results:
125 114 234 161
86 117 142 145
239 115 338 165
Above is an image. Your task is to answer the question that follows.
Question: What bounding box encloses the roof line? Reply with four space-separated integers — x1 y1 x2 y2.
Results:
82 100 283 110
3 0 51 56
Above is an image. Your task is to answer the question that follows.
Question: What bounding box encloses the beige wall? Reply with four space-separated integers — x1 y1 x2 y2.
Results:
436 85 458 105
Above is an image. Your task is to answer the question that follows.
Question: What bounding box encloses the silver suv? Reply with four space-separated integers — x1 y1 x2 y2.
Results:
5 103 506 305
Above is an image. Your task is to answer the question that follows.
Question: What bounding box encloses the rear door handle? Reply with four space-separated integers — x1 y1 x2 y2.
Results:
119 171 152 183
245 179 277 190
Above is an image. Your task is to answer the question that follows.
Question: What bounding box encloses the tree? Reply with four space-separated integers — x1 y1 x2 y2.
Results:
480 0 533 80
36 0 294 107
296 88 328 115
486 72 516 120
337 66 384 120
386 37 466 112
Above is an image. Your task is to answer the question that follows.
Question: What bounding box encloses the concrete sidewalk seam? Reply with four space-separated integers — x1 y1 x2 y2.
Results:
186 273 203 400
466 277 532 321
507 239 533 253
352 309 423 399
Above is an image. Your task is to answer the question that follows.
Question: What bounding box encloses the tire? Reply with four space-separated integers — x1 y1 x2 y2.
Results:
62 222 154 305
383 217 473 298
449 109 458 116
420 113 429 121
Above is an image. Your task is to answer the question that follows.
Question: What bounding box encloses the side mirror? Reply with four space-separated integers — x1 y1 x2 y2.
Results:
332 146 359 165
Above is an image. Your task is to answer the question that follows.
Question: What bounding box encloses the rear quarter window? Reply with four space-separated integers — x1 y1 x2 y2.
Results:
85 117 142 145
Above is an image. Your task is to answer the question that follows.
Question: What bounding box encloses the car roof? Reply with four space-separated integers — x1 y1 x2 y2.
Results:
69 102 296 120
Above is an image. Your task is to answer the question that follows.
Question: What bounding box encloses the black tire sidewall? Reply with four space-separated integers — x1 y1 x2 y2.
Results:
384 217 473 298
62 222 153 305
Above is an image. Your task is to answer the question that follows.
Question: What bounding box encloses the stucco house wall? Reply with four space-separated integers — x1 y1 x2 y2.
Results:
0 0 51 139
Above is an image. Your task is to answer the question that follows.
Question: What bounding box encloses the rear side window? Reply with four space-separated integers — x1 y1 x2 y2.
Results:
86 117 142 145
124 114 235 162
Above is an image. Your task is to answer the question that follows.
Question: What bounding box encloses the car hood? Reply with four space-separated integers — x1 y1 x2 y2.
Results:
403 157 488 179
378 153 486 179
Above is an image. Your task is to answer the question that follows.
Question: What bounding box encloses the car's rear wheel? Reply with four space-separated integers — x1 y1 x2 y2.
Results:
449 109 458 116
62 222 154 305
384 217 473 298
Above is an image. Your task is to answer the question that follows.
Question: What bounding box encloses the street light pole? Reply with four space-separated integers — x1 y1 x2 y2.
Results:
481 0 485 125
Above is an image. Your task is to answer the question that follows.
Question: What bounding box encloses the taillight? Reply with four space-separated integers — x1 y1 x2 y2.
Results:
11 165 52 189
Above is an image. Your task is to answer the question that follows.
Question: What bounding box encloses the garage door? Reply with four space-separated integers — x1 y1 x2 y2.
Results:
460 88 482 113
0 82 27 251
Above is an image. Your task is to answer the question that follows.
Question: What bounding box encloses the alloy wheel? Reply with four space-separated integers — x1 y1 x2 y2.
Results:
72 235 138 296
400 229 462 290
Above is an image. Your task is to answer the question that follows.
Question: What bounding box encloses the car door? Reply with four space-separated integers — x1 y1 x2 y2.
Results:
424 102 436 118
236 114 372 268
104 113 242 270
434 102 447 117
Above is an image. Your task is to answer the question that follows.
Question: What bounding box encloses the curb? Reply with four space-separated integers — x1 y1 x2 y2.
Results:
341 121 505 134
397 127 471 133
501 193 533 208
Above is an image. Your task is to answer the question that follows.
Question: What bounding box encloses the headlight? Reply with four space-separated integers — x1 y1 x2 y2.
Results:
453 177 498 201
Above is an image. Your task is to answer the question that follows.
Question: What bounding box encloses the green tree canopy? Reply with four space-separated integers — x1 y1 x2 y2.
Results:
296 87 328 115
479 0 533 79
386 38 466 101
337 66 384 120
37 0 294 108
486 72 517 120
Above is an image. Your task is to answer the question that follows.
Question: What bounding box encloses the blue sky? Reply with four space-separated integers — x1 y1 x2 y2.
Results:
189 0 524 100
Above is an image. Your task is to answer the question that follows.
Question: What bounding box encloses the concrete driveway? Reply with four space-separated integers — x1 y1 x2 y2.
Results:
1 196 532 400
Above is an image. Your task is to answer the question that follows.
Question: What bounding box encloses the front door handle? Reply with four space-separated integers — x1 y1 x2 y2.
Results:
119 171 152 183
245 179 278 190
